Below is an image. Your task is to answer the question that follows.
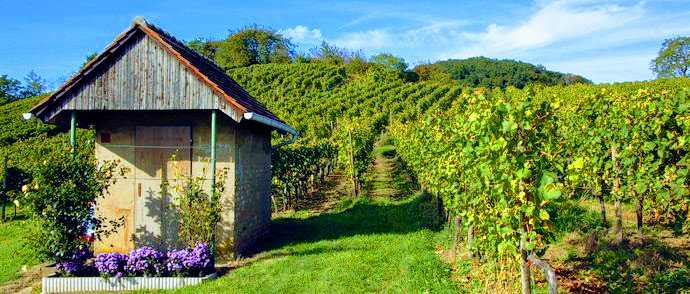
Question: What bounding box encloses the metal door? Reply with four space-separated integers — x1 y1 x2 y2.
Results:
134 126 191 249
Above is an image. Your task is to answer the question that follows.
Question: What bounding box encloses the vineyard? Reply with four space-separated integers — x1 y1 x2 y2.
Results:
230 63 690 292
1 61 689 292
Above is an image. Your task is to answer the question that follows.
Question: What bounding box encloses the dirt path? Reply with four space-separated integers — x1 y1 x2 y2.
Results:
305 171 351 214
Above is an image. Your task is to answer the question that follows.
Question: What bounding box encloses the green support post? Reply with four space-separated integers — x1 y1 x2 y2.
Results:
211 110 217 196
209 110 217 259
2 157 7 221
70 111 77 153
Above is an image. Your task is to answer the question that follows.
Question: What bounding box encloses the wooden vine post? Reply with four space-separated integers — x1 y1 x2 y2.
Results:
636 191 644 232
348 130 357 197
611 145 623 240
593 186 608 228
527 254 558 294
519 183 532 294
452 215 462 258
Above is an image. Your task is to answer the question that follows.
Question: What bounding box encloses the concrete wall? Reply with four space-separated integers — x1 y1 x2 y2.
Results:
233 123 272 255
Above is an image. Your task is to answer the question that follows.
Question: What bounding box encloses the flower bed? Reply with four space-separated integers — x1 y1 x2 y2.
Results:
43 243 216 293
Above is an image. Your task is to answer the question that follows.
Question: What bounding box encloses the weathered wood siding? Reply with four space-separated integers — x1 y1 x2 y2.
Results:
46 31 243 123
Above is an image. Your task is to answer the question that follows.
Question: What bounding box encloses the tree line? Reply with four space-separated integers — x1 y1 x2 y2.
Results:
0 70 49 105
185 25 592 88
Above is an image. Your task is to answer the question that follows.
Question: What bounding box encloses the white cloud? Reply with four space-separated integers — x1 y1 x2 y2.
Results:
447 0 645 58
282 25 323 44
333 29 395 51
328 20 468 53
401 20 468 44
281 1 689 83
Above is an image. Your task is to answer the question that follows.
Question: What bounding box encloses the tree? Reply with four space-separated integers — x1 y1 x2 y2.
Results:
0 75 21 104
187 38 221 60
651 36 690 78
19 70 48 98
413 57 590 88
371 53 407 73
215 25 294 68
312 41 349 65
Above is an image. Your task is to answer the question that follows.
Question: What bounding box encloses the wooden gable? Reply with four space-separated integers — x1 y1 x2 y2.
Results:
45 30 243 123
30 18 286 130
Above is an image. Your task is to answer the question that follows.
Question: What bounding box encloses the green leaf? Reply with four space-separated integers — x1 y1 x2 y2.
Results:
539 209 550 221
525 242 536 251
502 120 511 133
570 158 584 170
543 185 561 200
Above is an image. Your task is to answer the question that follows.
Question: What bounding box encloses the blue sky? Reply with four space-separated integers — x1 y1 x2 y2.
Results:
1 0 688 87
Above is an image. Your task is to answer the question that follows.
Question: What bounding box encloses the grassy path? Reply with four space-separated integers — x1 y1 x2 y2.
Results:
169 198 454 294
367 145 400 199
159 143 457 293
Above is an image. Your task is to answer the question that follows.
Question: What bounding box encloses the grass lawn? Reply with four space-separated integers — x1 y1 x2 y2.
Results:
0 212 40 285
155 195 456 294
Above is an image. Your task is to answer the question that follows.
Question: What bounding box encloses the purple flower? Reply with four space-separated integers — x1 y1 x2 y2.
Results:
125 246 164 277
95 252 128 278
189 242 213 272
72 246 93 261
166 249 189 276
56 261 81 276
164 243 213 277
55 245 93 276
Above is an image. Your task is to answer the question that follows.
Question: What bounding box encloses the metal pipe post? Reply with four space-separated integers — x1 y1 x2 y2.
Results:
70 111 77 153
209 110 217 258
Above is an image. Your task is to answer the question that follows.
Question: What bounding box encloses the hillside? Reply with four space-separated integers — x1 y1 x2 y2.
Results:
414 56 591 88
1 62 690 292
0 96 93 169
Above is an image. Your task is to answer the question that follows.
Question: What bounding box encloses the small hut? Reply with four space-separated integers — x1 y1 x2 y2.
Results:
29 18 296 258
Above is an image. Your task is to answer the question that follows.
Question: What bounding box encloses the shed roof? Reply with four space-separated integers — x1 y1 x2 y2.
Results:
30 17 287 129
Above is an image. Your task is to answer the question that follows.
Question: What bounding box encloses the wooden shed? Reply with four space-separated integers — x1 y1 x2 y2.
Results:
29 18 296 258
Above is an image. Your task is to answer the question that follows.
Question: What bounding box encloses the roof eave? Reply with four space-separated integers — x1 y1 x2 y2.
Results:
30 17 287 127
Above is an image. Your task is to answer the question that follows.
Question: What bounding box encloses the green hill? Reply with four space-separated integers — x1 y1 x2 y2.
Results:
414 56 591 88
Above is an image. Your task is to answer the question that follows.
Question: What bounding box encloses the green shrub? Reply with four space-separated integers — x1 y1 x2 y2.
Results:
168 166 228 248
19 147 125 261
